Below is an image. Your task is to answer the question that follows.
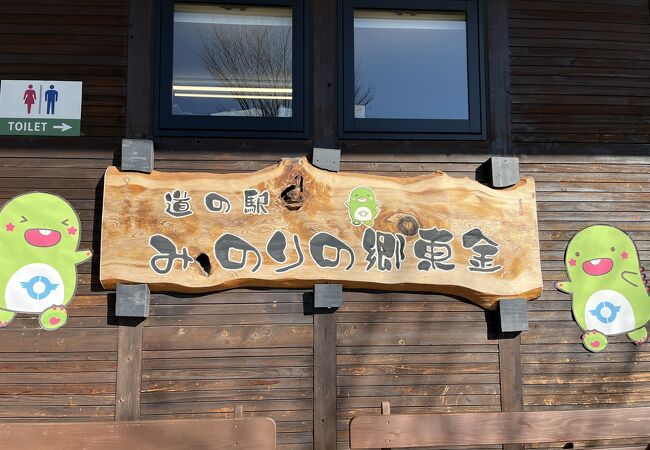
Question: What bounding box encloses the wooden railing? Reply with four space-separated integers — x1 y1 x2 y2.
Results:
349 402 650 449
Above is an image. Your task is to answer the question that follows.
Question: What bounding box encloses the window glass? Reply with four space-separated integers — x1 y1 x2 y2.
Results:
172 4 293 118
353 9 468 120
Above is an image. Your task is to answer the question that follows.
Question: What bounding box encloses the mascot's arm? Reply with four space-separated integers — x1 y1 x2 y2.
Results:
555 281 576 294
621 270 645 289
72 249 93 265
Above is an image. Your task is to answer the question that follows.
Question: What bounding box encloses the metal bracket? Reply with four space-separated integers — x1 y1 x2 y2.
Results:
499 298 528 332
115 283 150 318
312 147 341 173
314 283 342 309
121 138 154 173
489 156 520 188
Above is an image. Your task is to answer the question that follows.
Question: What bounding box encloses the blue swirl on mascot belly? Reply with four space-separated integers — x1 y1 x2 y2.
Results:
590 301 621 324
20 275 59 300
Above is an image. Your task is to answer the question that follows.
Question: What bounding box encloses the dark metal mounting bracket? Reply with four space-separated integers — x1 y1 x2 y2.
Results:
499 298 529 332
489 156 520 188
115 283 150 318
121 138 154 173
312 147 341 173
314 283 343 310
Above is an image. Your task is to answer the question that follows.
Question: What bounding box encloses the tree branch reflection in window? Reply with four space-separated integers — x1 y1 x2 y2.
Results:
199 8 292 117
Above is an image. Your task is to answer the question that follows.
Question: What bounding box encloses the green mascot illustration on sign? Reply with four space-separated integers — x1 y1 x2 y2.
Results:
346 187 379 227
0 192 92 331
556 225 650 352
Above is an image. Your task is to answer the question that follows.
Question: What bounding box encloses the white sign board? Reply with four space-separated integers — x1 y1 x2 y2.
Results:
0 80 82 136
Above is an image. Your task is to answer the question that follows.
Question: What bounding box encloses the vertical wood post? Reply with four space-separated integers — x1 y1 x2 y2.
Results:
486 0 512 157
115 318 144 420
312 0 338 446
125 0 154 138
499 332 524 450
314 312 337 450
115 0 154 421
312 0 338 150
487 1 523 446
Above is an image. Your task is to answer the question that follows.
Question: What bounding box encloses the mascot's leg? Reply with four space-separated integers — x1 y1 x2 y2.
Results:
38 305 68 331
0 309 16 327
627 327 648 345
582 330 608 352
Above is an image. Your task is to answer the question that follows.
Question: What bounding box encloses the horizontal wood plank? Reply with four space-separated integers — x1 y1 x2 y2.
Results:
0 418 276 450
349 407 650 448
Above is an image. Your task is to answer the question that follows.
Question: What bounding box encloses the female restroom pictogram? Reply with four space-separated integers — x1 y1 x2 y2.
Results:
23 84 36 114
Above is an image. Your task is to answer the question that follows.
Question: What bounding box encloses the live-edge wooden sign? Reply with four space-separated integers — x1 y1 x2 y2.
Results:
100 157 542 310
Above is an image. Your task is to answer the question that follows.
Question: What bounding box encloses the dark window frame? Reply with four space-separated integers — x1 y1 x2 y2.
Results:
154 0 309 138
339 0 486 140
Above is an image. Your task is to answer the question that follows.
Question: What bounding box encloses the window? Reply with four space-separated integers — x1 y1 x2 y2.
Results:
156 0 307 136
340 0 485 139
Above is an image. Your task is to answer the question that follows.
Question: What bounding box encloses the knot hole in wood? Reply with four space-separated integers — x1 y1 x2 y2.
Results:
397 215 420 236
281 171 306 211
195 253 212 276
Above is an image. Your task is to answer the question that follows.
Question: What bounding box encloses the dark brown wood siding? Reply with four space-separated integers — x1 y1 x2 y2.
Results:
141 291 314 450
0 0 649 449
0 0 126 422
510 1 650 449
335 290 501 450
510 0 650 153
0 1 128 138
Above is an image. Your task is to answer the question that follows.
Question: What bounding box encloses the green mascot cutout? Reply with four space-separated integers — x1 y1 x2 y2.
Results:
556 225 650 352
346 187 379 227
0 192 92 331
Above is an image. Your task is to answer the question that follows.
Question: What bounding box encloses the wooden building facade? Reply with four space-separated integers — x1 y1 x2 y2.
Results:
0 0 649 449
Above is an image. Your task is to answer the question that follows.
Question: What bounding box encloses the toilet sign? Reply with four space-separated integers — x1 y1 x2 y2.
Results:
0 80 82 136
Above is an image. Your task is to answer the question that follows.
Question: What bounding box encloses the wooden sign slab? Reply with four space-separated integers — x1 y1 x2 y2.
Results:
100 157 542 309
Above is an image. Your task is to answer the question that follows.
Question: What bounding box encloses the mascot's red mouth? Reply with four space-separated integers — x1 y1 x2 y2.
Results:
582 258 613 276
24 228 61 247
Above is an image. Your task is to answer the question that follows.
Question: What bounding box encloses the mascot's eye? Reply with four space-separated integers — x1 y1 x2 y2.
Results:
611 246 615 252
19 216 27 223
575 252 580 257
61 219 69 226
